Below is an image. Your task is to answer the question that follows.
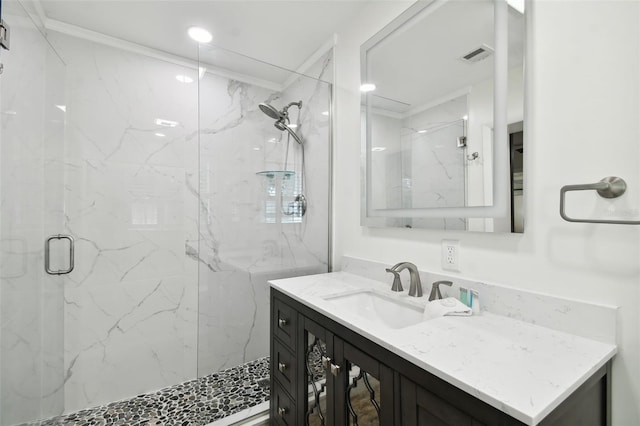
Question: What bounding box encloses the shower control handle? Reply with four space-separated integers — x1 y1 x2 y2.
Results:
278 362 288 373
278 318 289 328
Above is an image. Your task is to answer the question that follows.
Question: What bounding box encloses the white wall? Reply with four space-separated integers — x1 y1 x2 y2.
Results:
333 1 640 424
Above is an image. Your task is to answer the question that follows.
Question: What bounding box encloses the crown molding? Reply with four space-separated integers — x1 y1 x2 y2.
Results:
44 18 283 92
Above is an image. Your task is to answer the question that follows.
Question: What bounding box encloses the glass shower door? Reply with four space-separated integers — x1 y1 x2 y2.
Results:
0 1 66 424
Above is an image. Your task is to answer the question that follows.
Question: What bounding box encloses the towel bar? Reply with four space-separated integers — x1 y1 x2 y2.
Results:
560 176 640 225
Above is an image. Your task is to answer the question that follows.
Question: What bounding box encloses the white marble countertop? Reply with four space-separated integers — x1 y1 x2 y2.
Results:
270 272 617 426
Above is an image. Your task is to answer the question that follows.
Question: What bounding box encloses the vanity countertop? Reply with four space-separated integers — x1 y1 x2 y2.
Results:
269 271 617 426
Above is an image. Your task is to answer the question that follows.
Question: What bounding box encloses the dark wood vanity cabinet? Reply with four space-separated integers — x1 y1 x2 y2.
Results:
270 288 609 426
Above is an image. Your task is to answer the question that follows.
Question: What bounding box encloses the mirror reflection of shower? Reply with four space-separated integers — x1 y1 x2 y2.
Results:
259 100 307 217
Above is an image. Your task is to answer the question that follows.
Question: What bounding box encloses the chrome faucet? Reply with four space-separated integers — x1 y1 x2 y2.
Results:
386 262 422 297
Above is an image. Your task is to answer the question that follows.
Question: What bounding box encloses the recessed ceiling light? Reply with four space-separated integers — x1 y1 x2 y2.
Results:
176 75 194 83
463 115 468 120
188 27 212 43
417 130 427 134
360 83 376 92
371 147 386 152
321 111 329 116
155 133 166 137
155 118 179 127
55 105 66 112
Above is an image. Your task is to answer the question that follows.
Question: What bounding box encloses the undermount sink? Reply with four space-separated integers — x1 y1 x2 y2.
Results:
322 289 425 329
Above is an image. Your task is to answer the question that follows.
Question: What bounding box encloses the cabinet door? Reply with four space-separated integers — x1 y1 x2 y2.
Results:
301 317 334 426
400 376 480 426
334 339 394 426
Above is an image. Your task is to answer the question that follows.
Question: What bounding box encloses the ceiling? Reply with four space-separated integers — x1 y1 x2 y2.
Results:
40 0 371 74
366 0 524 115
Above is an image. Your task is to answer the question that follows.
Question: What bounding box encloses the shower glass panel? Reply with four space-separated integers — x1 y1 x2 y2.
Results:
50 31 199 413
197 44 332 376
0 1 66 424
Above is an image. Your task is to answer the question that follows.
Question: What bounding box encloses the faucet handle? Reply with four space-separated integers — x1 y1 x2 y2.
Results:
385 268 404 292
429 280 453 301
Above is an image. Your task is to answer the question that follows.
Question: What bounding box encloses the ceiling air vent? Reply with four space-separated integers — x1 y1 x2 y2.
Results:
460 44 494 63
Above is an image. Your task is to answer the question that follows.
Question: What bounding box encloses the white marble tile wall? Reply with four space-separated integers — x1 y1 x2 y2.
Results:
48 33 200 413
196 49 331 376
342 256 618 345
0 10 66 425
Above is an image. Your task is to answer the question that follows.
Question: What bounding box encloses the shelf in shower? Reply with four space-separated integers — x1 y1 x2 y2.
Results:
256 170 295 179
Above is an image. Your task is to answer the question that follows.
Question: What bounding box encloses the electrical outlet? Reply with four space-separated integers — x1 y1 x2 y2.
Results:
441 239 460 272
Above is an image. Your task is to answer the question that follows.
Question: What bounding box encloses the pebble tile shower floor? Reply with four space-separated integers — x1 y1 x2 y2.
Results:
21 357 270 426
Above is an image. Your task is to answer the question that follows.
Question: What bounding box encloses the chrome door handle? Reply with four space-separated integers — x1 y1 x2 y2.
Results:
45 234 74 275
278 362 288 373
278 407 288 417
278 318 289 328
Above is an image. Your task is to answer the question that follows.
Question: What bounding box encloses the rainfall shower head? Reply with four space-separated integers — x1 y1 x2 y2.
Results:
259 103 284 121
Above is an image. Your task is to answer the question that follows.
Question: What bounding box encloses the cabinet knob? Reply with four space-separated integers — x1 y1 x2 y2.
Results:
278 362 288 373
278 406 288 417
330 363 341 377
321 355 331 369
278 318 289 328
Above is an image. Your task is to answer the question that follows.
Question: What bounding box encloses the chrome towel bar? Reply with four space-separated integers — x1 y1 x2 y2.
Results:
560 176 640 225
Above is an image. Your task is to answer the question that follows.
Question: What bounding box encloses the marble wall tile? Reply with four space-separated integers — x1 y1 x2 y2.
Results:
48 33 199 412
1 9 66 425
196 50 332 377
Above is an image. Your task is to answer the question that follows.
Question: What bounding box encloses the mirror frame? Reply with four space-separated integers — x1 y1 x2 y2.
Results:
360 0 524 230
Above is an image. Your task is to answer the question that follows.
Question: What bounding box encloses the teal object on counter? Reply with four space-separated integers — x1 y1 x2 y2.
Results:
460 287 469 307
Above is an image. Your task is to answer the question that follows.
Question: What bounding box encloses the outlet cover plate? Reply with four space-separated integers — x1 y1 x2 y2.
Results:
441 239 460 272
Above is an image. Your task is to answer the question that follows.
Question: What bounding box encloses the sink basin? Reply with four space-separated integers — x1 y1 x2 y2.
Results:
323 289 425 329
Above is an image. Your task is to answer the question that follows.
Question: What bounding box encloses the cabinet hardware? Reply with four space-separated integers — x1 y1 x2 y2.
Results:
278 362 288 372
330 363 341 376
278 318 289 328
321 355 331 369
278 407 288 417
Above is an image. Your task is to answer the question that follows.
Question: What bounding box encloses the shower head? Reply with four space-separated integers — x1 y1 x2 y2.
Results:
259 103 284 120
260 100 304 144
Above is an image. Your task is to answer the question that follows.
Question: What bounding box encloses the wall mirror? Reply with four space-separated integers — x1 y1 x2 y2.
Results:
360 0 525 232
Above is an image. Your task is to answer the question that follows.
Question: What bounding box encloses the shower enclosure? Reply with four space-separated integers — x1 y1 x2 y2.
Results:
0 1 331 424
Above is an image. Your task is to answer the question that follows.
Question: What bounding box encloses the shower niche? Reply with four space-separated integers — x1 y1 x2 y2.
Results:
257 171 304 224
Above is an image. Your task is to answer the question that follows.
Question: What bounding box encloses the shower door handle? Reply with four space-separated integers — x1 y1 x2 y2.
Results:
45 234 75 275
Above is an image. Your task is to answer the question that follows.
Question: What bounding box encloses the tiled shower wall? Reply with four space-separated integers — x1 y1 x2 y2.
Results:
37 32 331 415
196 51 331 375
0 7 66 425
